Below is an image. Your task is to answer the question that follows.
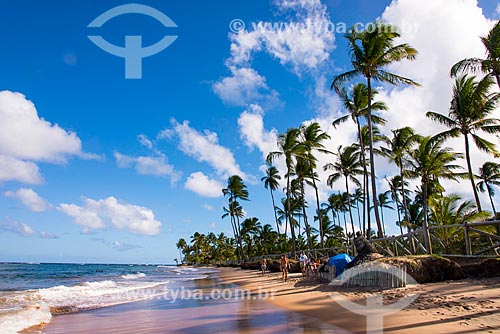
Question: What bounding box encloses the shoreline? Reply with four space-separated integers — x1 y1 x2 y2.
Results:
217 267 500 333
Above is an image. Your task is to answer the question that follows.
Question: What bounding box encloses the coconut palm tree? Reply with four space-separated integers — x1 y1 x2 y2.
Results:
294 157 313 249
427 75 500 211
477 161 500 218
377 192 393 235
261 165 282 234
385 175 411 235
451 21 500 89
176 238 187 263
381 127 419 225
299 122 331 248
331 22 420 238
405 136 464 253
325 145 363 236
267 128 304 253
332 83 387 235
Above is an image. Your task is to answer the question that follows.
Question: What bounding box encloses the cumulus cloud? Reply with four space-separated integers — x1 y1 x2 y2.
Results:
162 119 249 180
238 104 279 160
4 188 53 212
0 156 43 185
115 152 181 183
228 0 335 74
0 218 35 237
59 196 162 236
184 172 224 198
213 67 280 107
0 91 95 184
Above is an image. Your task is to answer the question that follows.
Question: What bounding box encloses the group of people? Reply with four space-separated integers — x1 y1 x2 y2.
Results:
260 254 291 281
259 252 325 282
299 251 323 279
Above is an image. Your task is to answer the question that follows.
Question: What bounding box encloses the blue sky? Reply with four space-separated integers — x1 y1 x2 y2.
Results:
0 0 498 264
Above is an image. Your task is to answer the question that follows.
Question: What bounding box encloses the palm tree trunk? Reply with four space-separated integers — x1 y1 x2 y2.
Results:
356 198 362 231
487 187 497 216
367 77 384 237
286 171 296 254
312 176 325 248
345 177 356 235
400 165 411 226
422 179 432 254
357 120 369 236
464 134 482 211
270 189 280 234
300 179 312 247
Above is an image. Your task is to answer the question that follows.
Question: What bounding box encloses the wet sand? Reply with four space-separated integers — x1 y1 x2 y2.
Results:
219 267 500 334
38 274 344 334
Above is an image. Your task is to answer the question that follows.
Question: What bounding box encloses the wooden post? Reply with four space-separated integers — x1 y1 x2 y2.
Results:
464 222 472 255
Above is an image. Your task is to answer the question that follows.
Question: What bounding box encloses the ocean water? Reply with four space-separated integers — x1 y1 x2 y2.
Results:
0 262 215 334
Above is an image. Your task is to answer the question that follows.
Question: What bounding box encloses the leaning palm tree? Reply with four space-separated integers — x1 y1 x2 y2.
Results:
331 22 420 238
451 21 500 89
427 75 500 211
381 127 419 226
405 136 464 253
324 145 363 236
333 83 387 236
477 161 500 217
261 165 282 234
267 128 304 254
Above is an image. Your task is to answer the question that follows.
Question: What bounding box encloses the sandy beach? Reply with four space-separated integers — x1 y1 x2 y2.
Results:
21 267 500 334
218 267 500 334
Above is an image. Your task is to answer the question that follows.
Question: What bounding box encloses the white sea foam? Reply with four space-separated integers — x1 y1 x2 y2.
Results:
121 272 146 280
0 303 51 334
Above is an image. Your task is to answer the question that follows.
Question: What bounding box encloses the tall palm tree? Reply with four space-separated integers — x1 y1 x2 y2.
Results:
332 83 387 236
386 175 411 235
332 22 420 238
377 192 393 235
294 157 313 249
299 122 331 248
451 21 500 90
222 175 249 259
267 128 304 253
477 161 500 217
325 145 363 236
381 127 419 226
406 136 464 253
261 165 282 234
176 238 187 262
427 75 500 211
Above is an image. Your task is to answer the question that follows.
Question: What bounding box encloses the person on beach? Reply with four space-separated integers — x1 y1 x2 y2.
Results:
299 251 308 278
280 254 289 282
261 256 267 275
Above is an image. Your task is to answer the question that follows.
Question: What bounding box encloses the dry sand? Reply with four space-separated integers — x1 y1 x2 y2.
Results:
218 267 500 333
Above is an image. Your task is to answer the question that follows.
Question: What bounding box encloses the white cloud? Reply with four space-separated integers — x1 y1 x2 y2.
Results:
228 0 335 74
59 196 162 236
4 188 53 212
163 119 249 180
496 4 500 15
213 67 280 107
137 134 154 150
0 155 43 184
0 91 95 184
238 104 279 160
39 231 58 239
114 152 181 183
0 218 35 237
184 172 224 198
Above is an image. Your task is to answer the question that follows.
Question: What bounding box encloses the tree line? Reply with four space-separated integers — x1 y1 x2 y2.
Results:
177 21 500 264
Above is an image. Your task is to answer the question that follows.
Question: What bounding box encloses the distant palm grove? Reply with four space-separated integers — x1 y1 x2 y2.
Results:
177 22 500 264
